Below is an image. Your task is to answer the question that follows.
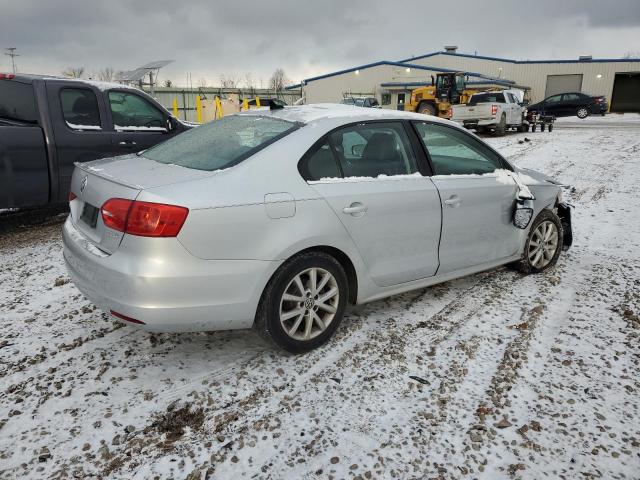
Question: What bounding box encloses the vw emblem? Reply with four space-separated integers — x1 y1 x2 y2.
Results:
80 176 88 194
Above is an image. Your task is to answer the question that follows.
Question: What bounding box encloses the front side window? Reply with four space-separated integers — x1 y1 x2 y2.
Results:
143 115 297 171
108 91 165 130
61 88 101 129
413 122 505 176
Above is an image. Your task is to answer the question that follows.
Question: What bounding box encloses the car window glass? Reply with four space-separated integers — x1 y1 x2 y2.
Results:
329 122 418 178
144 115 297 171
468 92 505 105
413 122 504 175
545 95 562 104
563 93 580 101
61 88 101 128
0 81 38 123
108 91 165 130
303 142 342 180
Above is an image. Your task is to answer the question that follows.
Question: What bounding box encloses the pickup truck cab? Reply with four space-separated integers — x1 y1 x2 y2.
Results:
0 73 190 209
452 89 527 136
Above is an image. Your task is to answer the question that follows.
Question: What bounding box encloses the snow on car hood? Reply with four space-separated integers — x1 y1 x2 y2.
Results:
76 154 219 190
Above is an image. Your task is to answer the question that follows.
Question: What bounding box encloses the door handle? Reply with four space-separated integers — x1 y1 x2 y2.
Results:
118 141 137 148
343 202 367 216
444 195 461 207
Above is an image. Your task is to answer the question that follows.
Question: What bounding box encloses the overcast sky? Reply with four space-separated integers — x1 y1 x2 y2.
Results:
1 0 639 87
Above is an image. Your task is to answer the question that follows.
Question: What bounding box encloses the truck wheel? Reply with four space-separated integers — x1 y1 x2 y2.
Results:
418 103 436 116
495 113 507 136
548 123 554 132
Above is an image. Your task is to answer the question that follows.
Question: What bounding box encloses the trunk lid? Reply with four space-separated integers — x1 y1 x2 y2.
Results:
69 154 213 254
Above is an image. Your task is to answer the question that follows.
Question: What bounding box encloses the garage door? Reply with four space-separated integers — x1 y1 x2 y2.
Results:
610 72 640 112
545 74 583 97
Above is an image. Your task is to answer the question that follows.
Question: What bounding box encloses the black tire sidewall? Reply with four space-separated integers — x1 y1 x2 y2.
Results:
523 210 563 273
260 253 348 353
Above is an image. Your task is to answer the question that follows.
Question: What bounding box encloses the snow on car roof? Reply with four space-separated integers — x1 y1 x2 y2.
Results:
244 103 457 126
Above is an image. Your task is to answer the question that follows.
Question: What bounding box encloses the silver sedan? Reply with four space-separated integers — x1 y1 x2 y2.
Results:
63 104 572 353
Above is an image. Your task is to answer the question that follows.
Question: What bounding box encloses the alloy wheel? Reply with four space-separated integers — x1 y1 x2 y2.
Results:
577 108 589 118
279 267 340 341
528 220 559 269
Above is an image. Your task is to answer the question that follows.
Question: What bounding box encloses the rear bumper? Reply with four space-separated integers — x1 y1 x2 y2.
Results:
461 118 497 128
62 217 281 332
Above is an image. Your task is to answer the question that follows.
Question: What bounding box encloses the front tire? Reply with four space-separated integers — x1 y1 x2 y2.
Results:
255 252 348 353
512 209 563 273
418 102 437 116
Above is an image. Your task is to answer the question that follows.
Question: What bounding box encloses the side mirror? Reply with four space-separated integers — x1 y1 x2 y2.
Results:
513 199 534 229
351 144 365 156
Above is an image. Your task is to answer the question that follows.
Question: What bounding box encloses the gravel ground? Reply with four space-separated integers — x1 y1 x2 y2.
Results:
1 119 639 479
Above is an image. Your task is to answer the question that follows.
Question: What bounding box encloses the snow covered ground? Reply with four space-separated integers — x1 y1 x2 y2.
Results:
1 117 639 479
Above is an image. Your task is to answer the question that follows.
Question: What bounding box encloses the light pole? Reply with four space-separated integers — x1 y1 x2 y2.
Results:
5 47 19 73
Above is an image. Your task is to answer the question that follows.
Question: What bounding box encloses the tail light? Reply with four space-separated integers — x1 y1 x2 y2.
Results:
491 105 498 115
101 198 188 237
0 73 15 80
69 192 77 202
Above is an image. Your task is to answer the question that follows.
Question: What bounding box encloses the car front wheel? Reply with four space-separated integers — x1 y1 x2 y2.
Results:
512 209 563 273
255 252 348 353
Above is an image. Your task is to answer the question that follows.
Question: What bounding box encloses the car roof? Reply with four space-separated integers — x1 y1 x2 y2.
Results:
244 103 454 126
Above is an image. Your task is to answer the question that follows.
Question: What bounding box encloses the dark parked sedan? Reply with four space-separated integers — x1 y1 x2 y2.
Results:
527 92 608 119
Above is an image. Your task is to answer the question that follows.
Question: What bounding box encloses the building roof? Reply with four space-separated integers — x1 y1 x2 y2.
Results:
399 50 640 65
286 60 514 90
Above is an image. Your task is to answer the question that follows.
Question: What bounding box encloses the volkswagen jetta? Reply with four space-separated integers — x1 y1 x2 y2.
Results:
63 105 572 353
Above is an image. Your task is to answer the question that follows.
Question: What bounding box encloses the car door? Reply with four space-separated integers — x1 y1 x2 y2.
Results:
560 93 581 116
412 121 521 275
541 94 563 116
46 83 115 202
301 121 442 287
106 89 177 155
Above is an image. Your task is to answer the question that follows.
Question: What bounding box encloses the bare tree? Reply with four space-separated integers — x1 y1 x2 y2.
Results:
62 66 85 78
243 72 255 89
97 67 115 82
219 73 238 89
198 77 208 89
269 68 290 92
163 79 173 88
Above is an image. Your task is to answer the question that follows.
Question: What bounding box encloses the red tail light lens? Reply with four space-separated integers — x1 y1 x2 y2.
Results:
69 192 77 202
0 73 15 80
100 198 188 237
491 105 498 115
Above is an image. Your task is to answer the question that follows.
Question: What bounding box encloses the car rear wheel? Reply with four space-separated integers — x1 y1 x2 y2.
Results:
511 209 563 273
576 107 590 119
255 251 348 353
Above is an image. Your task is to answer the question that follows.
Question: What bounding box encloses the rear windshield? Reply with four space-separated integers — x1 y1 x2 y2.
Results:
0 81 38 123
468 92 505 105
143 115 299 171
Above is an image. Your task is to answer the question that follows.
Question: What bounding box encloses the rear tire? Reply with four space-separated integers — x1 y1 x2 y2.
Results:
418 102 436 116
576 107 589 119
254 251 348 353
511 209 563 274
495 113 507 136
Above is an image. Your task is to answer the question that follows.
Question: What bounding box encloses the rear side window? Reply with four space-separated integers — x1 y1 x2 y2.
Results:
300 122 419 180
0 81 37 123
143 115 298 171
468 92 505 105
413 122 505 175
61 88 101 129
109 91 166 130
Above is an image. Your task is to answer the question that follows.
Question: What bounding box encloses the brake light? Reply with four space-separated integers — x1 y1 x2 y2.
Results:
100 198 188 237
491 105 498 115
69 192 77 202
0 73 15 80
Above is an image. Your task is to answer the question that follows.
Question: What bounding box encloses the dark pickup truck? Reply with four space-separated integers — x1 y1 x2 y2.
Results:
0 73 190 209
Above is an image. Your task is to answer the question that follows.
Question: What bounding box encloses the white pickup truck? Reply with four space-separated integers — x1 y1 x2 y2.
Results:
452 89 527 136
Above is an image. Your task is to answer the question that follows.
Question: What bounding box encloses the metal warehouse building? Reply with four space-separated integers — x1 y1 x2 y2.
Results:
291 47 640 112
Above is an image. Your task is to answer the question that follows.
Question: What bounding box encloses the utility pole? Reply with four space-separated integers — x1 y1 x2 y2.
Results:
5 47 19 73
